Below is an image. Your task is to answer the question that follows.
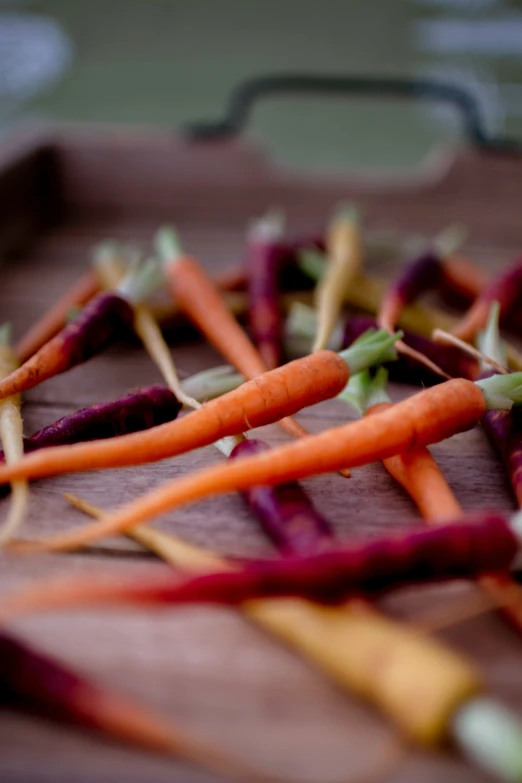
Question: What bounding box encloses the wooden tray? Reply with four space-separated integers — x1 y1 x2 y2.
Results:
2 91 522 782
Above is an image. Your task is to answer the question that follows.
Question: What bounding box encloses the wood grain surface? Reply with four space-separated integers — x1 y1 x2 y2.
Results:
1 129 522 783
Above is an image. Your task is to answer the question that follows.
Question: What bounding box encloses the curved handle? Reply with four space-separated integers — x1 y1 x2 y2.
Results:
184 73 521 154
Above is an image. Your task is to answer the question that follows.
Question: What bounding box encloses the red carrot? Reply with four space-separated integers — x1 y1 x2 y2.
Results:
230 438 333 555
246 213 287 370
3 512 521 618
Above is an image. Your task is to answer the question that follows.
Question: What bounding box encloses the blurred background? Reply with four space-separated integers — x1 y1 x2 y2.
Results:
2 0 522 172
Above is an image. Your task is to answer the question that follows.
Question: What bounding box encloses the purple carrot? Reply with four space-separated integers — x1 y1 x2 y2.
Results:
0 260 163 400
477 306 522 508
453 257 522 341
379 251 443 335
230 438 333 555
0 630 187 753
482 407 522 507
342 315 478 385
14 512 521 615
22 385 181 454
247 215 287 369
0 630 272 778
377 226 465 336
0 292 134 399
0 386 181 499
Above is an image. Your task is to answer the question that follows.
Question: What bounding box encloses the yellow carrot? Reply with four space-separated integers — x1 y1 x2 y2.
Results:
0 325 27 545
312 206 362 353
65 494 481 747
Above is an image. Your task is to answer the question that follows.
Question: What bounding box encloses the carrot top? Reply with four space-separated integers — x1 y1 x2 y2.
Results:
338 366 391 416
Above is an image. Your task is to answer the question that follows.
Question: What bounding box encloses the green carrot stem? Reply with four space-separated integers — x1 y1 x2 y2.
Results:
453 697 522 783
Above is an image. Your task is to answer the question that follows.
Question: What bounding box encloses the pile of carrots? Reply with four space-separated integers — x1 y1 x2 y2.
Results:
4 210 522 783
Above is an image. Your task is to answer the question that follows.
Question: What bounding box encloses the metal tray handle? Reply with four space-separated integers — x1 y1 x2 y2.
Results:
184 72 520 154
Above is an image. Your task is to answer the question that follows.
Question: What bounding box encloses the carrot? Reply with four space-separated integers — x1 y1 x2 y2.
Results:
0 325 27 545
0 330 398 489
377 225 465 338
64 503 522 782
376 226 468 379
247 212 287 370
0 370 239 482
0 629 280 781
452 257 522 342
0 259 165 400
155 227 311 440
298 249 458 336
342 365 522 635
15 270 100 364
440 253 490 304
16 371 522 554
5 385 181 461
312 206 362 353
288 304 478 385
4 511 521 611
230 438 333 555
479 305 522 506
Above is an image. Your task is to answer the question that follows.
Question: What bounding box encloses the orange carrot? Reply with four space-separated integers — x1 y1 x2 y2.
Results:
0 350 350 484
15 270 100 364
16 373 521 554
341 367 522 635
156 227 309 440
0 330 398 487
